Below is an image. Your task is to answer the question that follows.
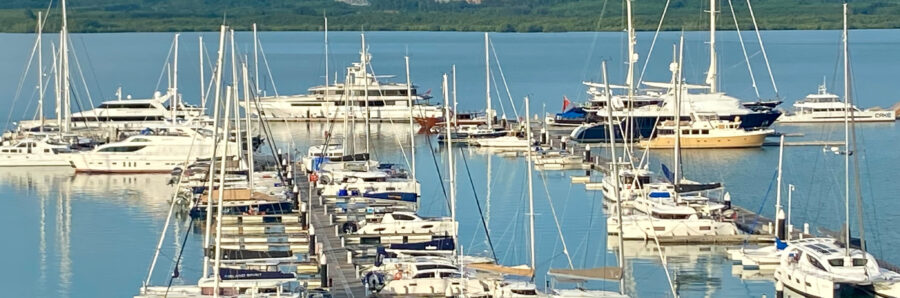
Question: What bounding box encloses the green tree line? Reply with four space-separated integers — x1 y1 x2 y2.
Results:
0 0 898 33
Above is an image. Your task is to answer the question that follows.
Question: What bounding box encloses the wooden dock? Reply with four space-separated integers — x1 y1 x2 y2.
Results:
299 171 368 298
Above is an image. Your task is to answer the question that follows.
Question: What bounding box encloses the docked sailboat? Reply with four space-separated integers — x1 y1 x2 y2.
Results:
774 6 899 297
638 113 772 149
778 82 896 123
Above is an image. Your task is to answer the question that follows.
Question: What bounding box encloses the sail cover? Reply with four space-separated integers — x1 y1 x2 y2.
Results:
548 267 623 281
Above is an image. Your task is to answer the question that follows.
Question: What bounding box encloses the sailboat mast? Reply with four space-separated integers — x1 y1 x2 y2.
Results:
625 0 636 147
172 34 180 121
361 34 371 154
199 36 205 110
602 60 626 295
485 33 492 125
230 30 245 164
842 2 851 257
706 0 718 93
524 96 536 280
674 35 685 195
324 16 329 99
243 62 255 187
253 23 260 96
37 11 44 132
442 73 457 249
60 0 70 133
202 25 228 278
405 56 416 182
213 87 235 295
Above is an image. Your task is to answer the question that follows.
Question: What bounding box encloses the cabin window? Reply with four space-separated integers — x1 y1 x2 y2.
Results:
692 130 700 135
853 258 868 266
808 255 827 271
393 214 416 221
98 103 155 109
98 145 146 152
828 258 844 267
512 289 538 295
701 130 709 134
131 138 150 142
413 272 435 279
291 103 322 107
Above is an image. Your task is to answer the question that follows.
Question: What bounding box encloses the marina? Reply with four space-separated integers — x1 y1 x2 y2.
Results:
4 1 900 297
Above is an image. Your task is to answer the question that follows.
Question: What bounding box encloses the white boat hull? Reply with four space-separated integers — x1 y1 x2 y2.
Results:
778 110 896 123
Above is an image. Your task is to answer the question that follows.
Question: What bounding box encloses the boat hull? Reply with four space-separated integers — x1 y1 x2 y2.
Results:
571 111 781 142
638 131 770 149
778 110 896 123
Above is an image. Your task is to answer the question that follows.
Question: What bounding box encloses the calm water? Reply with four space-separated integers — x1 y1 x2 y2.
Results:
2 30 899 297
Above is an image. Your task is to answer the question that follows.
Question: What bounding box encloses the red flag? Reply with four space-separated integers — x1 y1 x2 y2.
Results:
562 96 571 111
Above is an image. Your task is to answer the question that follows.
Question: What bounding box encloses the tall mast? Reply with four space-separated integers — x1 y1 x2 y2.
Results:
37 11 44 132
60 0 70 133
253 23 260 96
674 35 685 196
199 36 205 110
53 42 61 131
243 62 255 189
524 96 536 280
202 25 228 278
213 87 235 295
230 29 244 164
485 33 492 125
324 16 329 99
602 60 626 296
452 64 458 131
845 5 867 253
172 34 180 121
361 34 370 154
625 0 636 147
442 73 456 252
706 0 718 93
405 56 416 182
842 2 851 257
776 134 785 240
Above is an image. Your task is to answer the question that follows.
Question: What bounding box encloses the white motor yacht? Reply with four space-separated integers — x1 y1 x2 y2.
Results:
779 83 895 123
639 113 773 149
249 50 441 122
68 126 239 173
0 137 73 167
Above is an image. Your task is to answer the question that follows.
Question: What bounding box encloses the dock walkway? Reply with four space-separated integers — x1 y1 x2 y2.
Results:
298 172 368 298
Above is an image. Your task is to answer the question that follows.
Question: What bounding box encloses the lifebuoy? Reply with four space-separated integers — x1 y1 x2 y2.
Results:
394 271 403 280
309 172 319 182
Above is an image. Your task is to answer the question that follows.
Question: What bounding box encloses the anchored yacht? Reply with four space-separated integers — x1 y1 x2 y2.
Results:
249 51 441 122
779 83 896 123
639 113 773 149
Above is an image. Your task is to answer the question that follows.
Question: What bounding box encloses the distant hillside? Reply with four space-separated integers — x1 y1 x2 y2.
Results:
1 0 899 33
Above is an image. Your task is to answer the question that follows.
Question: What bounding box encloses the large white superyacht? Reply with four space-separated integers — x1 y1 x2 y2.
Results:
248 42 442 122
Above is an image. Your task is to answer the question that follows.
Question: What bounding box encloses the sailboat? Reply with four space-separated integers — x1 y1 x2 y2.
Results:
570 0 781 143
548 61 629 298
605 35 741 240
773 5 889 297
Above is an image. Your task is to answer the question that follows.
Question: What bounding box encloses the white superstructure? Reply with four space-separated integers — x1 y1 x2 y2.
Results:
68 126 238 173
779 83 895 123
0 137 73 167
249 51 442 122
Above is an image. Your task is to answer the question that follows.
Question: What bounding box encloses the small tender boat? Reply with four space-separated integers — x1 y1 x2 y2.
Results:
0 137 73 167
471 135 530 148
639 113 772 149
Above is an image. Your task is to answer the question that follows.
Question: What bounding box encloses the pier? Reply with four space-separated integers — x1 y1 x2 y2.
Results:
298 169 368 298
